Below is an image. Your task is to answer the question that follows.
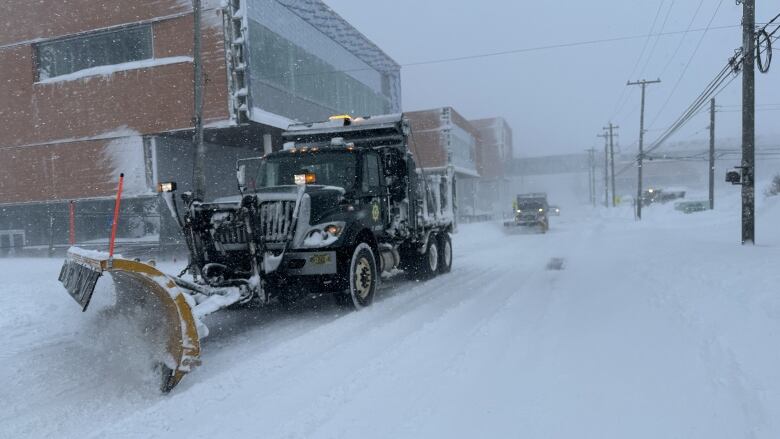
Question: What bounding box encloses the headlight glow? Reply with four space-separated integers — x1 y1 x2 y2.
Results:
324 224 342 236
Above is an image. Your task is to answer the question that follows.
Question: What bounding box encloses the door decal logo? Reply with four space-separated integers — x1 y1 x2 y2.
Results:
371 203 380 222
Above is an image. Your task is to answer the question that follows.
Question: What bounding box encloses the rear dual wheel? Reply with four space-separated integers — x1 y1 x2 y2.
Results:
407 233 452 280
437 233 453 274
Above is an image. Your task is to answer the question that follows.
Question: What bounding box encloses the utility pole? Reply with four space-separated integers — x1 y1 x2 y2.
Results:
740 0 755 244
605 123 619 207
627 79 661 220
597 132 609 207
192 0 206 200
709 98 715 210
586 148 596 206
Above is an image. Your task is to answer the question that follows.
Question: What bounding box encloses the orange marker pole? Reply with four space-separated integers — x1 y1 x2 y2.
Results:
109 173 124 258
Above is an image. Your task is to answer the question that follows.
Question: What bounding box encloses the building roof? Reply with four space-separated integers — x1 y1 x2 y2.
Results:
275 0 401 73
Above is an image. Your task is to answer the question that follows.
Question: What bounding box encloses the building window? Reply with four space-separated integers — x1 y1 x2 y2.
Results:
35 25 153 81
249 22 392 117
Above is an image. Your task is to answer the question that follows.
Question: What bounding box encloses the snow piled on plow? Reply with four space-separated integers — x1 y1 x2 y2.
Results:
78 283 173 389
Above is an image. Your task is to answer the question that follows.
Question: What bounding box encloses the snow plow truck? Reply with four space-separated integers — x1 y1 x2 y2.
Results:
504 193 549 233
58 114 456 392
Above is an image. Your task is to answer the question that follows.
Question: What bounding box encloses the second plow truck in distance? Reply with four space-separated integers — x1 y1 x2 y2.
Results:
58 114 456 392
504 192 549 233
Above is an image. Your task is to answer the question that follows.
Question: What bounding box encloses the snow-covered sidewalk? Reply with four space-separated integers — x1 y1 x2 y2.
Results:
1 196 779 438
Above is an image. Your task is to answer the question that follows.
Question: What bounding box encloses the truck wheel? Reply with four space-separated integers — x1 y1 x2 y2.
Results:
336 243 377 309
437 233 452 274
409 238 438 280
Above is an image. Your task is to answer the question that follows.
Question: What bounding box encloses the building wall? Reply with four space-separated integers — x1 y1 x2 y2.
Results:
405 107 479 175
445 108 480 177
0 1 229 149
471 117 512 179
0 0 231 207
404 109 448 169
471 117 514 214
405 107 481 218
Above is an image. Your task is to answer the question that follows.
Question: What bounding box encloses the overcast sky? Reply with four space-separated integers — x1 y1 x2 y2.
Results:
324 0 780 157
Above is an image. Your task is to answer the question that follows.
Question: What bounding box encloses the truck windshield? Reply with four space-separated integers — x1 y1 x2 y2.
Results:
250 151 357 191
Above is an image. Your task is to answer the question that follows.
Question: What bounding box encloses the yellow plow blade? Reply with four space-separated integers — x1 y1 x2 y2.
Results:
59 249 202 392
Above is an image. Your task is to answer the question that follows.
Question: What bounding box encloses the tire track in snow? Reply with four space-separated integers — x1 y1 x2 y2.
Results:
88 229 554 438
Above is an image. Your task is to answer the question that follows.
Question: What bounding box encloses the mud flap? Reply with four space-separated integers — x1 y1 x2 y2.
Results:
58 249 202 393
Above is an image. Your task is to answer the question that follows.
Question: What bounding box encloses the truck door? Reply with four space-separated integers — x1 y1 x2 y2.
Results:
361 151 386 232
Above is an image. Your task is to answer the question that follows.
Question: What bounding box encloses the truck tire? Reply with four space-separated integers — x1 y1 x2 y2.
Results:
335 243 377 309
407 238 438 280
437 233 452 274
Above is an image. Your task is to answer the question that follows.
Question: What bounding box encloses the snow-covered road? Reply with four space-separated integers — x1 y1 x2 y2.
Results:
2 197 780 438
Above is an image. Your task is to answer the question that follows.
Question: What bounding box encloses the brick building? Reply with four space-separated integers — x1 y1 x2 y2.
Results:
404 107 481 219
403 109 515 221
0 0 400 254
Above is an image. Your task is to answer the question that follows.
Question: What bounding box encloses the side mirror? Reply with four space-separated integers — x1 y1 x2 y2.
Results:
725 171 741 185
237 164 246 192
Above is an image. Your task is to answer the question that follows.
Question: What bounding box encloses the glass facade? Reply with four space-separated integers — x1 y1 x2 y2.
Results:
35 25 153 81
246 0 399 122
449 125 477 173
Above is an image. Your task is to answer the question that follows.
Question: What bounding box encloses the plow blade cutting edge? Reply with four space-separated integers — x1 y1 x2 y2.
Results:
58 249 202 392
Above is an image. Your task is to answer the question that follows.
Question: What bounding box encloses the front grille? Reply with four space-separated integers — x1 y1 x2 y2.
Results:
259 200 295 243
214 221 248 246
212 218 249 252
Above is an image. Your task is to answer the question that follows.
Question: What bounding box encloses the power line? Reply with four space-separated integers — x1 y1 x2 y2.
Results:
640 1 676 78
657 0 706 79
649 0 725 128
614 60 738 178
608 1 668 120
400 25 741 68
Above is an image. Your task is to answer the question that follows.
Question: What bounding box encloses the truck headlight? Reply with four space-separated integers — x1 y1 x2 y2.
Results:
324 224 342 236
302 222 345 248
